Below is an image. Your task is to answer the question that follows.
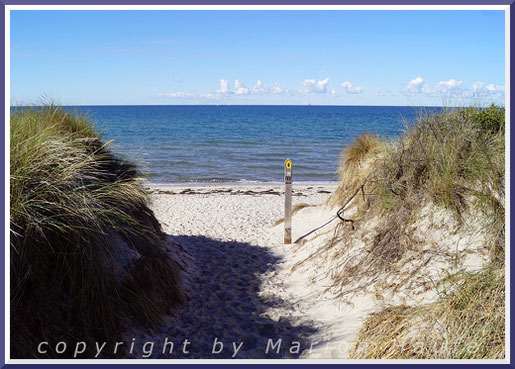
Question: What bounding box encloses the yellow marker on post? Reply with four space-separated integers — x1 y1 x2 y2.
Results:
284 159 292 244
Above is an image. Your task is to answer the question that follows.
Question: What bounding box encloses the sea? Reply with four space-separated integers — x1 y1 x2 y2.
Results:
62 105 434 184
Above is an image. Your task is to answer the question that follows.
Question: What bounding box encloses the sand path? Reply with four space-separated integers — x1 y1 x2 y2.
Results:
126 183 374 359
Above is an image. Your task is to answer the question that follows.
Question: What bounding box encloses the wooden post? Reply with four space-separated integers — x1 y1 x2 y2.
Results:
284 159 292 244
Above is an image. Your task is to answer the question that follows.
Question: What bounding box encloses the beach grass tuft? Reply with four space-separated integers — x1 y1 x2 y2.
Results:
328 133 384 210
10 105 184 358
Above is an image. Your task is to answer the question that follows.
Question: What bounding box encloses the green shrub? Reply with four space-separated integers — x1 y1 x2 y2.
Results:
470 104 505 132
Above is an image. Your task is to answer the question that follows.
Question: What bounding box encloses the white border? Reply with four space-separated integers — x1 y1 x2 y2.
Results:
504 4 511 365
5 4 511 365
3 5 510 10
4 3 10 364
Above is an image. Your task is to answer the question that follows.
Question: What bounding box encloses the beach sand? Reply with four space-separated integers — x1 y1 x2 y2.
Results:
122 182 379 359
121 181 489 360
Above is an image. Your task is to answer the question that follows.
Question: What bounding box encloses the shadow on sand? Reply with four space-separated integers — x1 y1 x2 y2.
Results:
153 234 319 359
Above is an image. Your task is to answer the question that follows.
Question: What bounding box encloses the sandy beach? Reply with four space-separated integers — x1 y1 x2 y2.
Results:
119 182 379 359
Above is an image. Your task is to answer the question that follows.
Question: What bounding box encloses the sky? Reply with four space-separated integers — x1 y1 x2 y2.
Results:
10 9 506 106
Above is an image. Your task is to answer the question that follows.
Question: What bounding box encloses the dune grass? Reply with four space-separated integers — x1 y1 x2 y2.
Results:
10 105 184 358
349 267 504 359
324 105 505 359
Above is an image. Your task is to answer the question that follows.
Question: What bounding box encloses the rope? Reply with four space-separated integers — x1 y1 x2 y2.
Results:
293 171 374 244
336 171 374 224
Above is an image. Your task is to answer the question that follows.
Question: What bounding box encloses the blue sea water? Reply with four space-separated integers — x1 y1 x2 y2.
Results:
64 105 432 184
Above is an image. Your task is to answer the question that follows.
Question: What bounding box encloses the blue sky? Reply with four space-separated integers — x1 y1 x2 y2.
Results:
10 10 506 106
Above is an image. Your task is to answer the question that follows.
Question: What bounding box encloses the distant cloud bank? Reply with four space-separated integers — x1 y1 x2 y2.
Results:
158 76 504 104
403 76 505 101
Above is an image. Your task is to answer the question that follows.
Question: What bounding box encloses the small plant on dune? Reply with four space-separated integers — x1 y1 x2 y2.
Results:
338 134 383 178
10 105 184 358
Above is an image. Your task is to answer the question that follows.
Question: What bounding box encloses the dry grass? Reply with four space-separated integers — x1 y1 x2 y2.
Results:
318 105 505 358
322 106 505 295
349 267 504 359
328 133 384 209
10 105 185 358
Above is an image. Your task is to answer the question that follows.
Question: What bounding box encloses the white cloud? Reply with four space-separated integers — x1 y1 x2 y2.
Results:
158 77 505 105
302 77 330 93
464 81 505 100
190 78 292 99
486 83 504 93
436 79 463 96
317 78 330 93
471 81 505 94
471 81 485 92
252 80 269 94
402 77 504 102
251 80 290 95
234 79 250 95
301 79 317 93
341 81 363 94
405 77 425 94
302 79 315 90
272 82 288 94
217 79 231 94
